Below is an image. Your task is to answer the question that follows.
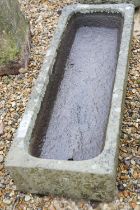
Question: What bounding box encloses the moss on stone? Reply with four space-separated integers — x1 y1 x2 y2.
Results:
0 32 20 65
0 0 29 67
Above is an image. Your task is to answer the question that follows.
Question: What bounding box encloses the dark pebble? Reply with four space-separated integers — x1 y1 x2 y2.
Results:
117 183 125 191
57 9 62 15
90 200 100 208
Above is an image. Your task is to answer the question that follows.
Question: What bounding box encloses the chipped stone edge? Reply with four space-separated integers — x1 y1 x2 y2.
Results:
5 4 134 201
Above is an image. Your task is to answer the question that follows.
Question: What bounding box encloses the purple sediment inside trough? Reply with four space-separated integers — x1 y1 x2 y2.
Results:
30 13 123 161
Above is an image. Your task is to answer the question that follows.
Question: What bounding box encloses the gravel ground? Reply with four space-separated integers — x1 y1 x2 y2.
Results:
0 1 140 209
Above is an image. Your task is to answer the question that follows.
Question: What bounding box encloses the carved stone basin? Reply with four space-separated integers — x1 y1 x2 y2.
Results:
6 4 134 201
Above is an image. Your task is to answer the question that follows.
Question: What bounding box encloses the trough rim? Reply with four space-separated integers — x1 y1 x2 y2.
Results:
6 4 134 177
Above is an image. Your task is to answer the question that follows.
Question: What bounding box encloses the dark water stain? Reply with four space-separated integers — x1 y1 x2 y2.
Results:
29 13 123 160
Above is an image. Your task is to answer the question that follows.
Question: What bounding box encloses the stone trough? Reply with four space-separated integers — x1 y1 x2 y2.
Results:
6 4 134 201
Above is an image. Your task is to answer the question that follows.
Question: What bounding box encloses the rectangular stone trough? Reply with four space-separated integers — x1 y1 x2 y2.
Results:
6 4 134 201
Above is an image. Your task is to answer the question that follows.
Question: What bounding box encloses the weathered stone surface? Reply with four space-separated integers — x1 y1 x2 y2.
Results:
0 0 30 76
78 0 140 7
5 4 134 201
